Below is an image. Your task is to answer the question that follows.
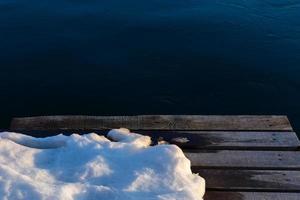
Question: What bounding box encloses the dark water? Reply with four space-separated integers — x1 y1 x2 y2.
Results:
1 0 300 131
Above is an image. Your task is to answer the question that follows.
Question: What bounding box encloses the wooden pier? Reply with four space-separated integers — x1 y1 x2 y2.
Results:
10 115 300 200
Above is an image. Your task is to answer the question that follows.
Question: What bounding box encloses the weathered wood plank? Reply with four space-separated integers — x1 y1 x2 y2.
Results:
205 191 300 200
196 169 300 192
10 115 293 131
138 131 300 150
186 150 300 169
12 130 300 150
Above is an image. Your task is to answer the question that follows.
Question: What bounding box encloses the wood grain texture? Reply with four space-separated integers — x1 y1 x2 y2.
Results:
186 150 300 169
9 130 300 150
205 191 300 200
196 169 300 192
8 115 300 198
10 115 293 131
137 131 300 150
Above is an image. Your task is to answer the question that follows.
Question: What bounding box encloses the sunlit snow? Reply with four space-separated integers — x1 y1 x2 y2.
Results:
0 129 205 200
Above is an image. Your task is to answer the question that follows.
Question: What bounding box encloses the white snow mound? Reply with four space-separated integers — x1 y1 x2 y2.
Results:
0 129 205 200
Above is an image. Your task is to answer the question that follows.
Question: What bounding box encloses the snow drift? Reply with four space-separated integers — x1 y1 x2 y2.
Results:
0 129 205 200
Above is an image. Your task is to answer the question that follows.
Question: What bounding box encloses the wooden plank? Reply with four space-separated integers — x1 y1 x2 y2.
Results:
195 169 300 192
10 115 293 131
205 191 300 200
13 130 300 150
138 131 300 150
186 150 300 170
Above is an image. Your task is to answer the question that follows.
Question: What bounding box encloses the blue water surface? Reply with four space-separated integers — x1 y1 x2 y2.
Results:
0 0 300 130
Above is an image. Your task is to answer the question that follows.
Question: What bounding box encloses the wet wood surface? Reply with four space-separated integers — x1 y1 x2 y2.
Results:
197 169 300 192
187 150 300 169
138 131 300 150
205 191 300 200
14 130 300 150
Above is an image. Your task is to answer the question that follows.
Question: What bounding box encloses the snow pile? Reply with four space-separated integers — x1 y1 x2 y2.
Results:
0 129 205 200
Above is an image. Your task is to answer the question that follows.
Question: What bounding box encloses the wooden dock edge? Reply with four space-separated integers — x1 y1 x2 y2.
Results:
7 115 300 200
10 115 293 131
